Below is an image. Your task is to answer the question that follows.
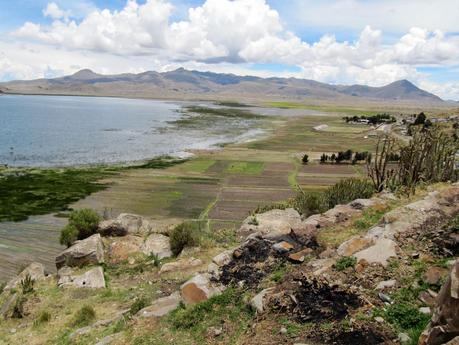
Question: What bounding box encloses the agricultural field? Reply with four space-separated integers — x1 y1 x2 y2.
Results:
0 106 380 280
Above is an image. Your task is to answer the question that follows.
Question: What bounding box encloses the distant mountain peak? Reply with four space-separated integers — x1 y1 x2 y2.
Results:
70 69 99 79
0 68 444 103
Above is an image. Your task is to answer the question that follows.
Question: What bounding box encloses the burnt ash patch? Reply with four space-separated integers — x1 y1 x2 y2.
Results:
292 278 361 323
219 238 284 287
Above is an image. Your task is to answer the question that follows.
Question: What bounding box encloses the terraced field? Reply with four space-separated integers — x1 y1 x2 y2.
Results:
0 109 377 281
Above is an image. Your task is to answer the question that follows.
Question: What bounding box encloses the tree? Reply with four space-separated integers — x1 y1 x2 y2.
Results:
302 154 309 164
414 112 427 125
59 209 101 247
320 153 328 163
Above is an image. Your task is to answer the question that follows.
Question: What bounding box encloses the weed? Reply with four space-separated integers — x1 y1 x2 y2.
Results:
72 305 96 327
334 256 357 271
34 310 51 327
20 274 35 294
149 253 162 267
384 303 430 330
270 263 289 283
248 216 259 226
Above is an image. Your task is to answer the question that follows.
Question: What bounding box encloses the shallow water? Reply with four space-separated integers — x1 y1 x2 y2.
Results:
0 95 263 167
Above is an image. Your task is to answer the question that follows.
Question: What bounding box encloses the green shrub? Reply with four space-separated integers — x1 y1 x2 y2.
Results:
326 178 375 208
129 297 150 315
335 256 357 271
72 305 96 327
59 209 101 247
20 274 35 294
292 190 327 217
169 222 200 256
59 224 79 248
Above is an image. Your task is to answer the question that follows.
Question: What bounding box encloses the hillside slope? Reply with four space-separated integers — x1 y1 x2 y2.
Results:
0 68 443 103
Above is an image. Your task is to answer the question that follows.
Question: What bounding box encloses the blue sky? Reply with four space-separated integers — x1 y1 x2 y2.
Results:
0 0 458 99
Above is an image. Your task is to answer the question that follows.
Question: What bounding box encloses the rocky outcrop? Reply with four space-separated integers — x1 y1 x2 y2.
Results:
4 262 45 291
180 273 225 304
58 266 106 288
56 234 105 269
238 208 303 239
353 238 397 267
419 259 459 345
137 292 182 318
98 213 153 236
141 233 172 259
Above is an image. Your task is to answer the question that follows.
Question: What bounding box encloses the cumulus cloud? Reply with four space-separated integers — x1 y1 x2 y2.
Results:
3 0 459 100
43 2 69 20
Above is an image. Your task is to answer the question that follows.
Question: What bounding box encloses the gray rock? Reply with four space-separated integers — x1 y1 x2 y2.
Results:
419 259 459 345
398 332 411 344
137 292 182 318
99 213 153 236
354 238 397 267
94 334 120 345
180 273 225 305
4 262 45 291
378 292 392 303
419 307 431 315
238 208 303 239
212 250 233 266
58 266 106 289
376 279 396 290
56 234 105 269
272 241 294 253
141 233 172 259
159 257 202 274
250 288 274 314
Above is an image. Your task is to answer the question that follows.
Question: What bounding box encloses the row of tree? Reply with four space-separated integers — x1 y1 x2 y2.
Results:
343 113 396 125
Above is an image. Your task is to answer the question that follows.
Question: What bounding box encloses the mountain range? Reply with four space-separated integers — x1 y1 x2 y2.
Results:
0 68 443 103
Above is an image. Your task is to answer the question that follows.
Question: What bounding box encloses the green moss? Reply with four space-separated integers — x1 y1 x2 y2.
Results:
0 168 114 222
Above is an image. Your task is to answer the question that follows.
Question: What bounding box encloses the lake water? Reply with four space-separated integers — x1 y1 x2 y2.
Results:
0 95 264 167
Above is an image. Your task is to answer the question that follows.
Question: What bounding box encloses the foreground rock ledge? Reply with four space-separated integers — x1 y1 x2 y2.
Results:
55 234 105 269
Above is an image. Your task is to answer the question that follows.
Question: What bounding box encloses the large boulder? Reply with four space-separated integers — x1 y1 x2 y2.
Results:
58 266 106 288
137 292 182 318
55 234 105 269
238 208 303 239
4 262 45 291
419 260 459 345
354 238 397 267
98 213 153 236
180 273 225 304
141 234 172 259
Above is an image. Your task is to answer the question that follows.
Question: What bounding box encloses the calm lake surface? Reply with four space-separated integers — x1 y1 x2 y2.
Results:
0 95 264 167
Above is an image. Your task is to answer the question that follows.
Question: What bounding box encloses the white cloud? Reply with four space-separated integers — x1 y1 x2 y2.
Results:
43 2 69 20
3 0 459 100
287 0 459 33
